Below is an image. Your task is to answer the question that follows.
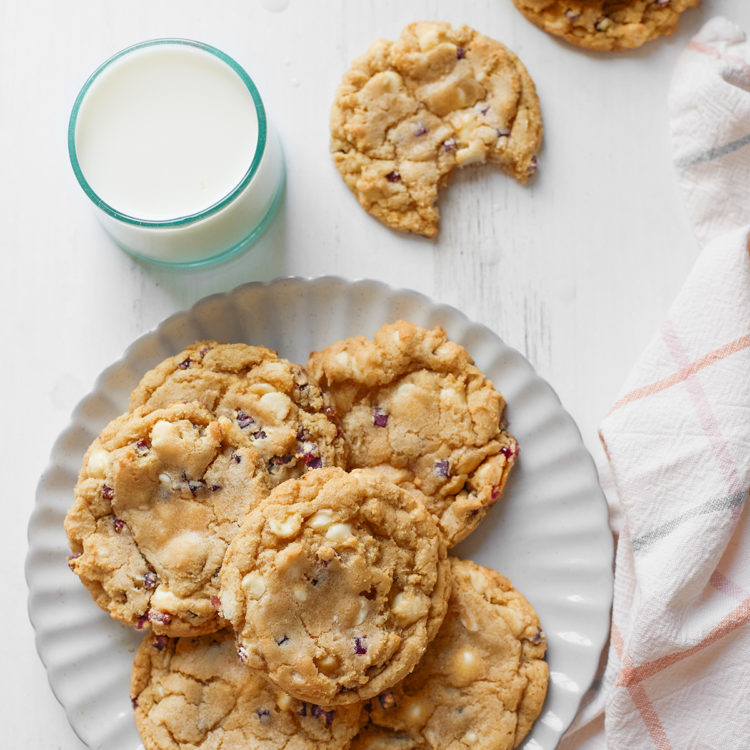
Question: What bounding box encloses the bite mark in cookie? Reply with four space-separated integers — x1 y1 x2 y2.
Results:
330 21 542 237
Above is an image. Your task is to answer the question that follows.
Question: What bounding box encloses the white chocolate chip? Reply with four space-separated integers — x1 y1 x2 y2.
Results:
334 350 365 379
469 568 488 595
391 591 428 624
417 27 440 51
356 598 369 626
459 611 480 632
161 532 206 569
220 593 238 621
293 585 308 602
156 685 165 698
149 587 181 612
451 109 473 131
87 448 111 478
503 607 524 635
451 647 483 683
276 693 293 711
316 653 339 674
380 70 402 93
439 386 463 408
242 571 266 599
259 391 291 421
325 523 354 543
150 420 175 449
264 362 289 377
456 140 487 167
407 699 427 722
308 509 335 530
460 649 476 668
394 382 418 402
292 672 305 684
149 419 198 464
269 515 301 539
158 472 173 488
248 383 275 396
464 731 478 743
549 17 571 33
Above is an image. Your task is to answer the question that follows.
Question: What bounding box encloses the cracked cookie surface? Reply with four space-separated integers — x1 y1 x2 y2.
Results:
65 402 271 636
359 558 548 750
330 21 542 237
512 0 699 51
131 629 362 749
130 341 346 484
219 467 450 706
307 321 518 548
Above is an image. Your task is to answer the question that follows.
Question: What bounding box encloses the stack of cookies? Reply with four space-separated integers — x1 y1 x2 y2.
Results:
64 320 549 749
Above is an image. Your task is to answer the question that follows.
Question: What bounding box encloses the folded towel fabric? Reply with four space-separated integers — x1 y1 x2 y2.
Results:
560 17 750 750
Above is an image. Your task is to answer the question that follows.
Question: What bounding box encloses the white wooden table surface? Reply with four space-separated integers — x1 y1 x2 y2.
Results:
4 1 749 746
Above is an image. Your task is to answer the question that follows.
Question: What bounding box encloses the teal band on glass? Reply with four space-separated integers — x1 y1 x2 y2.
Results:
69 38 268 228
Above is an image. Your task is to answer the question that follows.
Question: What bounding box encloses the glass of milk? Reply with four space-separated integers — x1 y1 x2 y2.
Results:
69 39 285 267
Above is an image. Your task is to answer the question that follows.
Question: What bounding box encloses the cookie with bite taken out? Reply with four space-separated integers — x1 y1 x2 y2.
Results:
330 21 542 237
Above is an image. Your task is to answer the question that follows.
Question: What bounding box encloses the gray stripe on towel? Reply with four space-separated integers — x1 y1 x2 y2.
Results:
631 489 748 551
675 133 750 169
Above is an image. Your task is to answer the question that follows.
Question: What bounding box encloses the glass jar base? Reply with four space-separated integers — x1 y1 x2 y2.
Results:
105 162 285 269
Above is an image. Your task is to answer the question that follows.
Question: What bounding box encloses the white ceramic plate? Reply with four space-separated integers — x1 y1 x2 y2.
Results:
27 277 613 750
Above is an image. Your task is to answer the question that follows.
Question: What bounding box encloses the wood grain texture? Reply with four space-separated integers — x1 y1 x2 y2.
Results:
3 1 747 746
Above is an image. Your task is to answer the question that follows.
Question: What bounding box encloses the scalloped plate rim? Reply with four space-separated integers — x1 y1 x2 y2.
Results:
26 275 614 749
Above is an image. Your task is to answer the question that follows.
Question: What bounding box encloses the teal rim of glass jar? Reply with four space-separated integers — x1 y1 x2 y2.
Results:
68 38 268 229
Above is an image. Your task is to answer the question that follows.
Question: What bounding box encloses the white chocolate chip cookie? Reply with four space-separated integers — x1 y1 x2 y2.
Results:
219 467 450 706
512 0 699 52
130 341 346 484
307 321 518 548
360 558 548 749
131 629 362 749
65 402 271 636
330 21 542 237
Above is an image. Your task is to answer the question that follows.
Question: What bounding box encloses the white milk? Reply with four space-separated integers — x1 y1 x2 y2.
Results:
70 40 284 266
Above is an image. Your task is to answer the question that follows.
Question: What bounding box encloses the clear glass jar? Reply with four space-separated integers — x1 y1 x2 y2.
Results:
68 39 285 268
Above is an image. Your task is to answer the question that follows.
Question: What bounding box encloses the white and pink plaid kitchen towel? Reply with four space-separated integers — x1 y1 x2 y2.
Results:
560 17 750 750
